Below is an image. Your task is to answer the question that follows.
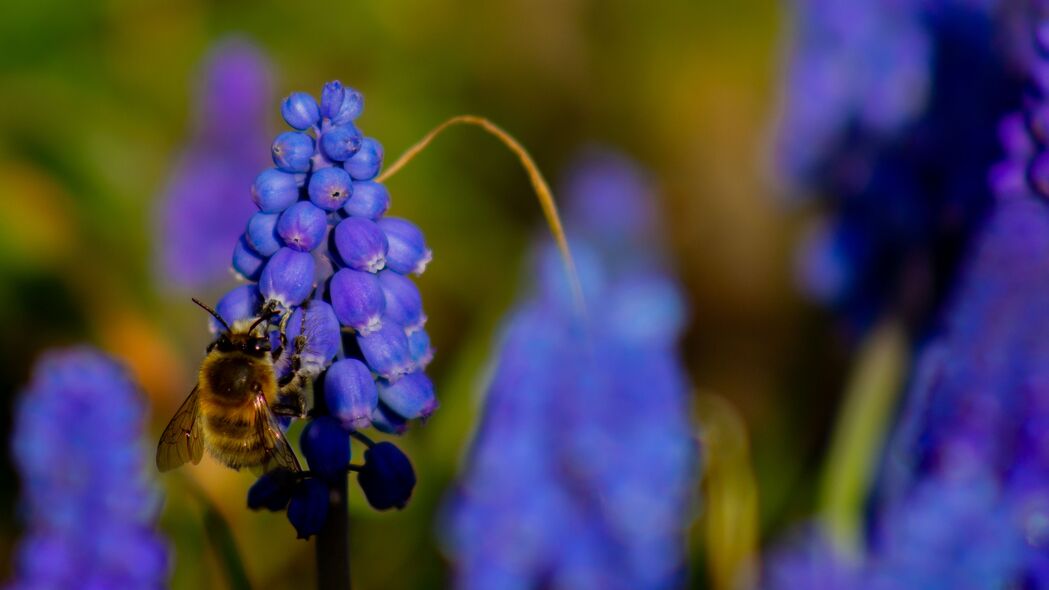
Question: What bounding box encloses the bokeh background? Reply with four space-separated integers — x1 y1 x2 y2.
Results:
0 1 847 588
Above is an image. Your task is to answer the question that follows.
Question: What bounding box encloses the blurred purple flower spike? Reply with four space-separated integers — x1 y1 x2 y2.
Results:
156 37 273 290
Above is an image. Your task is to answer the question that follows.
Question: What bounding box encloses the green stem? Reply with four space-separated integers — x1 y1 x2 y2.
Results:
316 471 351 590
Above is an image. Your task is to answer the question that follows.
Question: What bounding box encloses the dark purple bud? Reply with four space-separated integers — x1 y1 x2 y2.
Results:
377 371 437 420
320 124 363 162
378 270 426 331
357 320 413 379
212 284 262 334
334 217 388 272
281 92 320 130
371 402 407 435
325 359 378 431
356 442 416 510
329 268 385 334
232 236 266 281
277 201 327 252
332 87 364 125
308 166 354 211
320 80 345 120
281 300 341 373
343 137 383 180
300 416 350 484
407 328 434 369
344 181 390 219
247 468 297 511
271 132 315 173
259 247 316 307
287 478 328 539
245 212 283 257
252 168 300 213
378 217 432 275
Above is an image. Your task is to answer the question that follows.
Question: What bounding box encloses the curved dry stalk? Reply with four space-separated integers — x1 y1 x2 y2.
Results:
378 115 587 318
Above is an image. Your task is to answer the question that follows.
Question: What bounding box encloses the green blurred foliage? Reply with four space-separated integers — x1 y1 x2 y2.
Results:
0 0 860 588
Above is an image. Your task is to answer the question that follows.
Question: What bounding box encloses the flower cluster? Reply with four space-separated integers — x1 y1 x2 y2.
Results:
213 81 434 536
442 152 699 589
780 0 1023 333
157 38 273 291
7 348 168 589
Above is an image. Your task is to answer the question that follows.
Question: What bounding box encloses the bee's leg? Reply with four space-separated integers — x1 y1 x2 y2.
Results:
273 326 310 418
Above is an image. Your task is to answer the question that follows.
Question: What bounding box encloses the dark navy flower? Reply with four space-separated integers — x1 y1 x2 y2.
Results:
443 152 699 589
9 348 169 588
156 38 272 291
778 1 1024 333
357 441 416 511
209 81 433 534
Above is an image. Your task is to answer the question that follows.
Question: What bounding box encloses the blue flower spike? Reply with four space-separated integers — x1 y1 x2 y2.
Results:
356 441 416 511
301 416 351 484
281 92 321 131
308 166 354 211
334 217 389 272
228 81 433 536
344 137 383 180
325 358 380 431
272 131 315 173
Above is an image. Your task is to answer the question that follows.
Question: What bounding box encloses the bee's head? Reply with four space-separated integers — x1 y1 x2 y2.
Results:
194 298 276 358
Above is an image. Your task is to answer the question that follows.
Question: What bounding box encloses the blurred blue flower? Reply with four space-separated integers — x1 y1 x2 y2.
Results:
8 347 168 589
779 1 1024 333
156 37 273 291
204 80 430 535
442 151 699 589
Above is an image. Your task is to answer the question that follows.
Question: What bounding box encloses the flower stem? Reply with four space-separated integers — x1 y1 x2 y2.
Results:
316 471 351 590
378 114 587 319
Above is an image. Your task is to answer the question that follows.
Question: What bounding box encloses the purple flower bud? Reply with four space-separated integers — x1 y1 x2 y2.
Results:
408 328 434 369
320 80 345 120
343 137 383 180
212 284 262 334
287 478 328 539
232 236 267 281
334 217 388 272
301 416 350 484
281 92 320 130
281 300 341 374
357 320 414 379
277 201 327 252
378 217 432 275
332 87 364 125
324 359 379 431
378 270 426 331
247 468 297 511
271 132 315 173
329 268 385 334
371 402 408 435
344 181 390 219
259 247 316 307
252 168 300 213
356 441 416 510
320 124 363 162
245 212 282 256
308 166 354 211
377 371 437 420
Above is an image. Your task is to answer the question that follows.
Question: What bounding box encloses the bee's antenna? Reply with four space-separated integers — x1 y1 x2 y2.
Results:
246 301 281 336
192 298 232 334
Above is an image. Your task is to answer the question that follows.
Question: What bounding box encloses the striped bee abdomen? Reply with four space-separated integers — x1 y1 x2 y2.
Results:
202 409 268 469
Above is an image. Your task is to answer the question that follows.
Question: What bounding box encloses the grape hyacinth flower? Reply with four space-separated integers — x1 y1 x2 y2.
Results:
779 0 1024 334
443 152 699 589
156 38 273 291
203 81 433 541
7 348 168 589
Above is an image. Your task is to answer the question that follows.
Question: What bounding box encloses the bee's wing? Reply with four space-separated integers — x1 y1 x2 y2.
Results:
156 386 204 472
252 393 302 474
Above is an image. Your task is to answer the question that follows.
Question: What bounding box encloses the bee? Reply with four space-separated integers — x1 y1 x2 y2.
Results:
156 299 308 474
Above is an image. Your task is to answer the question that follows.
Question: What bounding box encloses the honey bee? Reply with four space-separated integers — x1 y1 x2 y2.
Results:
156 299 307 474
